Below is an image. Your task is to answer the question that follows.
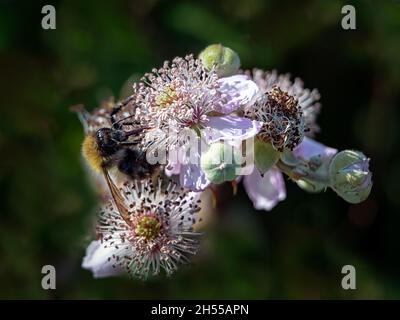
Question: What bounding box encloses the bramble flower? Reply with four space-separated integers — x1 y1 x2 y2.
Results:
137 55 260 151
240 70 323 200
82 178 202 279
136 55 260 190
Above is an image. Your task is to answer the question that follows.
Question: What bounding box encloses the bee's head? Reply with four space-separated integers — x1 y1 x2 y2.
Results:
95 127 127 156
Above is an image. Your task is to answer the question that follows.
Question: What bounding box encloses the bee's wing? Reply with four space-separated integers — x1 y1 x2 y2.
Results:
71 102 113 134
102 168 131 223
70 104 91 134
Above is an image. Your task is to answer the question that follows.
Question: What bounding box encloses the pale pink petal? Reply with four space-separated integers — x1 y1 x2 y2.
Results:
204 115 262 144
243 168 286 211
165 161 181 176
180 163 211 191
293 137 337 161
82 240 123 278
216 75 259 114
165 147 186 176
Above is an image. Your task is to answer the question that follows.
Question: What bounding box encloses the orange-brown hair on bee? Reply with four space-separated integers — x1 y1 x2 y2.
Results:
81 134 103 172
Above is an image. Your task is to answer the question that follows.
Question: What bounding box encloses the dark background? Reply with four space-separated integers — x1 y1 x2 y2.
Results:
0 0 399 299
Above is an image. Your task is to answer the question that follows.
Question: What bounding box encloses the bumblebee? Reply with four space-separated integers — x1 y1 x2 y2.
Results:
74 96 159 221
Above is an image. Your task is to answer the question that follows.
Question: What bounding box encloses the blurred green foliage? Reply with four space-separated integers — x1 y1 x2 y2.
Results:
0 0 399 299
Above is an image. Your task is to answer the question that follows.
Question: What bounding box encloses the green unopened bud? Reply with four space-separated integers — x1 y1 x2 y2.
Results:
254 138 281 174
200 142 242 184
199 44 240 77
329 150 372 204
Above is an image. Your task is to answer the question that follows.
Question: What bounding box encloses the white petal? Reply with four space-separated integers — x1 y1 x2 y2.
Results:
165 146 187 176
293 137 337 161
243 168 286 211
179 164 211 191
165 162 181 176
216 75 260 113
82 240 123 278
204 115 262 144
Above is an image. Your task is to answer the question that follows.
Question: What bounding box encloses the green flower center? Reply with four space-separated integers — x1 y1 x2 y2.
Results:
155 86 178 108
135 216 161 241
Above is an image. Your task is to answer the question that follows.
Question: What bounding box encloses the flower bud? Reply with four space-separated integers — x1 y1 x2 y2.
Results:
254 138 281 174
199 44 240 77
329 150 372 204
200 142 242 184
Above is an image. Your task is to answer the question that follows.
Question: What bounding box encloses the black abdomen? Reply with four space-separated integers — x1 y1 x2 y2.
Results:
118 149 158 179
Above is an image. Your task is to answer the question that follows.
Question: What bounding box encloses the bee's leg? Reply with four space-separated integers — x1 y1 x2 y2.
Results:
125 127 147 137
110 105 122 124
110 95 135 125
119 120 141 127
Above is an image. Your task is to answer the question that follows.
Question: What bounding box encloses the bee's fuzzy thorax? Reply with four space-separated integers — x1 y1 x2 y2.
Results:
82 134 103 172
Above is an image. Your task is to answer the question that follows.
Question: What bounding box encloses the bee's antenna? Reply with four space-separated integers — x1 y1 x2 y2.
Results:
125 127 149 137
